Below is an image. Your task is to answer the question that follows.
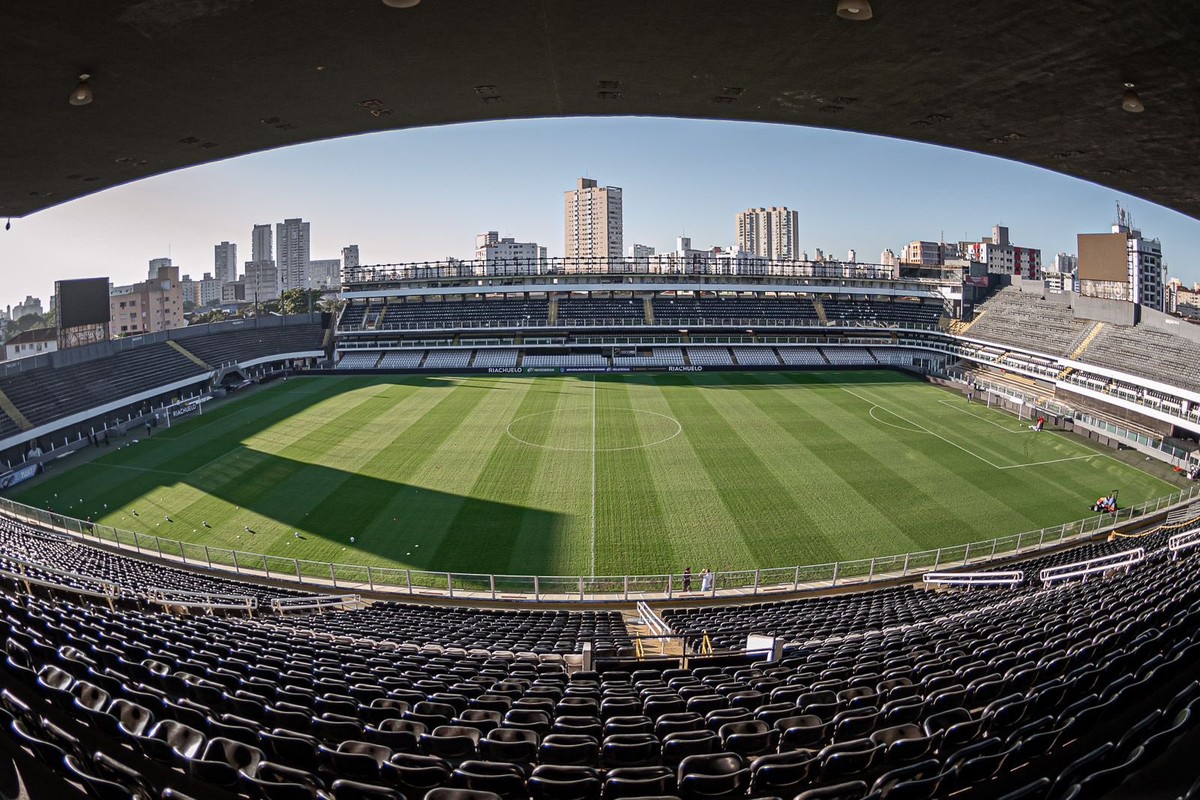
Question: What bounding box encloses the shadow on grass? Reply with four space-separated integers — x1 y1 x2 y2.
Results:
16 449 567 576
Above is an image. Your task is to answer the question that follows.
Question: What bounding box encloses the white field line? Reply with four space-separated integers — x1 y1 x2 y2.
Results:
590 376 597 578
843 386 1098 471
102 463 189 477
99 444 246 480
937 399 1030 433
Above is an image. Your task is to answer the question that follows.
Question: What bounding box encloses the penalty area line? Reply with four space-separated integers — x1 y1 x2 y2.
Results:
845 386 1100 471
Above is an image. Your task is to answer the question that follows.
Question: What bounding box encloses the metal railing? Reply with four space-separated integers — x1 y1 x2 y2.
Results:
922 571 1025 587
2 484 1197 604
1039 548 1145 586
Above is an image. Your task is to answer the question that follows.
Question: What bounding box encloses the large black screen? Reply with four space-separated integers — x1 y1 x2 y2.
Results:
56 278 111 328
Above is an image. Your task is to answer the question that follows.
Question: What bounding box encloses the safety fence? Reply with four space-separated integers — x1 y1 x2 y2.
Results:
1 485 1198 603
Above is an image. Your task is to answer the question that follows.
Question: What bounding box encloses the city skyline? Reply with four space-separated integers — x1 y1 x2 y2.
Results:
3 116 1200 306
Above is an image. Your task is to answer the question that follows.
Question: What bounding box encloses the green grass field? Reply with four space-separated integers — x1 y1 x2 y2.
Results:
11 371 1176 577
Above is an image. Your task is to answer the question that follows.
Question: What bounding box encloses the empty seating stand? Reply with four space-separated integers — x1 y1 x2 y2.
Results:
558 298 645 325
178 323 324 367
0 510 1196 800
0 345 206 429
379 300 550 331
965 287 1089 356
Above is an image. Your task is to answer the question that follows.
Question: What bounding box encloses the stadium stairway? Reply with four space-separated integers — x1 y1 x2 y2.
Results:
643 297 655 324
812 297 829 325
547 296 559 325
949 312 983 335
166 339 211 369
0 387 32 431
1068 321 1106 361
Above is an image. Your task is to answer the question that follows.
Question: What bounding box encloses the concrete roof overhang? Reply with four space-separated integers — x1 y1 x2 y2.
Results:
3 1 1198 219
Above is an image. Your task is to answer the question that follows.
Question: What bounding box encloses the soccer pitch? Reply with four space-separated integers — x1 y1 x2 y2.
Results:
12 371 1174 577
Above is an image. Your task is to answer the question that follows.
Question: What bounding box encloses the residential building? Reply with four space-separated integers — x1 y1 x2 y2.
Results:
251 224 273 263
243 260 281 302
1167 279 1200 319
341 244 360 277
880 249 900 278
648 238 770 276
275 217 311 290
214 241 238 284
901 240 957 267
147 257 172 280
628 244 655 271
564 178 623 268
1044 253 1079 292
959 225 1041 279
308 258 341 289
181 273 222 308
221 280 246 304
735 207 800 261
1077 209 1165 310
109 265 185 337
1117 218 1165 310
10 295 43 320
474 231 546 275
3 328 57 362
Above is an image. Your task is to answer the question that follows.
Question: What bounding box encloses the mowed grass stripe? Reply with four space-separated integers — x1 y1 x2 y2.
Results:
654 373 823 568
771 373 1006 541
776 373 1053 546
14 371 1186 576
237 379 478 558
593 376 675 576
613 375 751 574
15 379 375 523
281 377 509 566
132 378 463 557
428 377 569 575
715 372 926 559
841 381 1172 510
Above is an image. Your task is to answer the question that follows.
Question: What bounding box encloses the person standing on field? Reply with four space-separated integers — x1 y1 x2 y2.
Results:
682 567 692 592
701 568 714 593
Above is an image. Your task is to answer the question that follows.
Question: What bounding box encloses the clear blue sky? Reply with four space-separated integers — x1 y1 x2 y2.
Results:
3 116 1200 307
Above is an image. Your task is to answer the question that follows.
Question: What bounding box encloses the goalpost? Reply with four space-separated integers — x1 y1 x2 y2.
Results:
155 396 213 429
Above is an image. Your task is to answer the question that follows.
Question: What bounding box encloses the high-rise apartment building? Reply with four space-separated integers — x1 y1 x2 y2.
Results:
243 260 281 302
251 224 273 264
735 207 800 261
564 178 623 268
276 218 311 290
214 241 238 285
1115 218 1165 310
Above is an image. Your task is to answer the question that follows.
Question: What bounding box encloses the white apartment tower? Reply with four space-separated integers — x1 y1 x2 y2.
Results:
1114 212 1165 311
475 232 546 275
342 244 360 274
214 241 238 285
564 178 623 268
735 207 800 261
276 218 311 290
251 224 273 264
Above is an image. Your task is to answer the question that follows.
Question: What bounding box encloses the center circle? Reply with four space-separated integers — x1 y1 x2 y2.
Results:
506 407 683 452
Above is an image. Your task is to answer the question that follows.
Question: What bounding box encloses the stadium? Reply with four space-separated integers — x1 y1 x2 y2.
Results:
2 3 1200 800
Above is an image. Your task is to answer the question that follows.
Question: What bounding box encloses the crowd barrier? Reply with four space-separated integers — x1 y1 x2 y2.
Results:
2 484 1198 603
